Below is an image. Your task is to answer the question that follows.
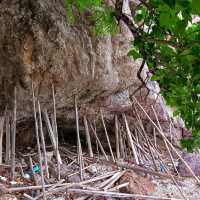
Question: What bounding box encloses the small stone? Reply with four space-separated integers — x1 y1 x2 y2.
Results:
10 181 17 185
178 152 200 176
23 173 31 180
0 176 7 182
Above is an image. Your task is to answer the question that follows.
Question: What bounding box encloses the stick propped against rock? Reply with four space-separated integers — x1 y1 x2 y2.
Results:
31 83 47 200
132 95 200 185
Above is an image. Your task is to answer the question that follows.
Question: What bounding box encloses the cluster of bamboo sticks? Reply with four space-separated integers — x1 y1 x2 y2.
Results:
0 85 200 200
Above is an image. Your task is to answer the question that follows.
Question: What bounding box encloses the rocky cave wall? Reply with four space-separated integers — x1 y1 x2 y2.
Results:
0 0 184 146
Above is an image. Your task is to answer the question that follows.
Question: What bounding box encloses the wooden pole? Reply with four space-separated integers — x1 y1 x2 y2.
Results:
5 115 10 164
115 115 120 160
100 110 115 162
0 116 5 164
122 113 139 165
43 109 62 164
90 122 109 161
38 101 49 179
151 105 180 176
132 96 200 185
11 87 17 181
133 105 158 171
74 95 84 180
83 116 93 158
31 83 47 200
52 84 61 180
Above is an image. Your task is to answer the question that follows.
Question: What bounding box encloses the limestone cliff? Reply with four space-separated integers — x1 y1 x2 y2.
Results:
0 0 183 145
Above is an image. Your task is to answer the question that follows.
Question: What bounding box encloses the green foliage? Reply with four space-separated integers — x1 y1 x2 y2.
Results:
129 0 200 151
64 0 118 35
64 0 200 151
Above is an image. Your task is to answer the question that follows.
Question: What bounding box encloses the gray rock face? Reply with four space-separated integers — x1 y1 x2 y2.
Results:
178 152 200 177
0 0 141 116
0 0 183 143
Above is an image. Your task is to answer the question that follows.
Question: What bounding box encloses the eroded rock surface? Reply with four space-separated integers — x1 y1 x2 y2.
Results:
178 151 200 177
0 0 183 144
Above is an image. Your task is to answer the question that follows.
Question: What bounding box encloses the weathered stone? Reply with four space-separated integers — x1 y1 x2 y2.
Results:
178 151 200 177
0 0 184 144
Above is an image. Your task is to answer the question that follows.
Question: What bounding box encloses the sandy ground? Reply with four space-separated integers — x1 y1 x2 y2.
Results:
153 178 200 200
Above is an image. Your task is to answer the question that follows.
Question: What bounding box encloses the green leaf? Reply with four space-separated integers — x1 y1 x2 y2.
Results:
128 49 141 60
163 0 176 8
191 0 200 15
175 20 188 34
151 75 158 81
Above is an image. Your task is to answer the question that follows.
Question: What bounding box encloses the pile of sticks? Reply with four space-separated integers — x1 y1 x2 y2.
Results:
0 84 199 200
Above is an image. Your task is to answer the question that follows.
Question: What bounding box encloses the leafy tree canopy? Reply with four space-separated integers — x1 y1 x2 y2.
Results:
65 0 200 151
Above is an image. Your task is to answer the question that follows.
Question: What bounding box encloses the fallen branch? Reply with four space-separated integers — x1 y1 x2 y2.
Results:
67 188 184 200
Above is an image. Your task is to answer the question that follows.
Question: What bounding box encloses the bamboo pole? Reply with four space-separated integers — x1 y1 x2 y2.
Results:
11 87 17 181
83 116 93 158
119 128 125 159
38 101 49 179
151 106 180 176
5 115 10 164
132 96 200 185
122 113 139 165
115 115 120 160
133 105 158 171
67 188 184 200
31 83 47 200
52 84 61 180
43 109 62 164
90 122 108 161
74 95 84 180
100 109 115 162
0 116 5 164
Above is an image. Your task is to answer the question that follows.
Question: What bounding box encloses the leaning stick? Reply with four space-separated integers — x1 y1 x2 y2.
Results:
43 110 62 164
153 127 157 150
133 105 158 171
119 128 125 159
0 116 5 164
90 122 109 161
5 115 10 164
43 110 56 148
31 83 47 200
52 84 61 180
151 105 179 176
100 110 115 162
67 188 184 200
108 182 129 192
38 101 49 179
83 116 93 158
132 96 200 184
115 115 120 160
122 113 139 165
103 171 125 190
11 87 17 181
99 170 120 188
74 95 84 180
23 193 34 200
